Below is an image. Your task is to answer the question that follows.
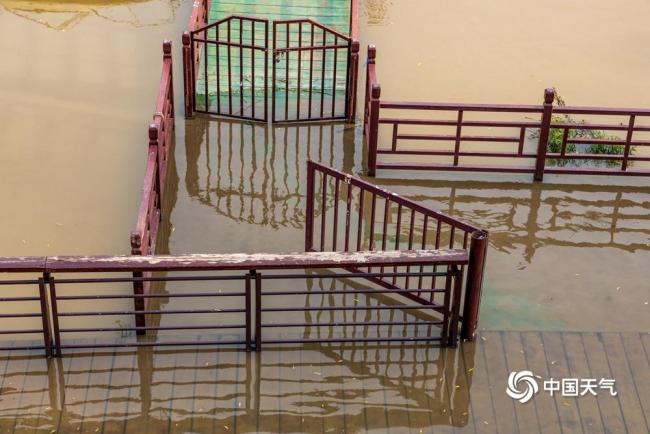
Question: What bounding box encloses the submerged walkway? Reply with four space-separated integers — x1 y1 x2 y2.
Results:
1 331 648 433
210 0 352 34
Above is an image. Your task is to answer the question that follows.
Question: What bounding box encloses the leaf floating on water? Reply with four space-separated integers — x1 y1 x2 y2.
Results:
480 336 487 341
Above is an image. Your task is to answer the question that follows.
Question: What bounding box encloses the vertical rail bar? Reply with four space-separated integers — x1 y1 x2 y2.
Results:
251 21 255 120
320 172 327 251
48 277 62 357
245 273 252 351
344 182 352 251
305 161 316 251
560 128 569 157
204 28 208 111
264 20 269 122
332 35 338 117
622 115 636 171
297 22 302 120
356 189 364 251
518 127 525 155
534 88 555 181
227 19 233 115
449 265 463 347
216 26 221 113
392 204 402 284
344 40 356 122
418 215 428 294
285 23 290 121
391 123 398 151
182 32 194 117
440 269 452 348
255 272 262 351
272 23 277 122
332 178 340 250
405 209 415 290
453 110 463 166
320 28 327 118
239 18 244 117
308 24 315 119
461 230 489 340
38 277 52 358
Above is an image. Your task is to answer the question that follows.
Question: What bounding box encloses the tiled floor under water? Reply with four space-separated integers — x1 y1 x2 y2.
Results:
1 332 649 433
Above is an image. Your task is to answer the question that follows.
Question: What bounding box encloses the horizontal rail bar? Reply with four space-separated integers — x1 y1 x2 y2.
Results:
261 305 441 312
260 337 442 344
53 275 246 283
56 292 246 300
0 280 41 285
56 308 246 317
261 320 444 328
378 150 536 158
380 101 544 113
59 340 247 349
260 271 452 279
190 38 267 51
395 133 521 143
0 250 467 273
274 44 350 53
555 106 650 116
379 118 542 128
261 288 447 295
59 324 246 333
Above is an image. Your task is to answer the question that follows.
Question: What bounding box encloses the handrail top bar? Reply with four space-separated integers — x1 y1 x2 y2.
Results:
0 250 468 273
554 106 650 116
380 101 544 113
379 102 650 116
308 161 482 233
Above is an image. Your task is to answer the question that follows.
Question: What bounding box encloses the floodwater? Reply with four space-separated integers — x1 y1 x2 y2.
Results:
1 0 650 432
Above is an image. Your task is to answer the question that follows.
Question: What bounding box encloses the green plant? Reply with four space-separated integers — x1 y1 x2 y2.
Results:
529 89 634 168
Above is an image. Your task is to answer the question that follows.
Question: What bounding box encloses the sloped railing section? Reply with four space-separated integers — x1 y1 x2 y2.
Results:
305 161 489 340
130 40 175 333
363 45 650 180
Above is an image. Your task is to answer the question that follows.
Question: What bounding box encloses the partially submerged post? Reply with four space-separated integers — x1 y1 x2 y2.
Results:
461 230 489 340
364 45 380 176
534 88 555 181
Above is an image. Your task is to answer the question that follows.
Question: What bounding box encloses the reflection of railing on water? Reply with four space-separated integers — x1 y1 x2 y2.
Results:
184 118 356 228
0 340 473 430
375 178 650 262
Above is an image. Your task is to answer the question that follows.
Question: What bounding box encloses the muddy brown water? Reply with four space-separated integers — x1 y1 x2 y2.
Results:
1 0 650 432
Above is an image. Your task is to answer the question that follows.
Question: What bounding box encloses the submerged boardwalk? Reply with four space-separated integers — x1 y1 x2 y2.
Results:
1 331 648 433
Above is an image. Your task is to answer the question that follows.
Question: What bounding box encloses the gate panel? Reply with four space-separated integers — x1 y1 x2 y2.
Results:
272 19 351 122
191 16 269 121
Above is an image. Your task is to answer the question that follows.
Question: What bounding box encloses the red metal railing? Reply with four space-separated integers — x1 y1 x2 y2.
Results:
364 45 650 181
130 41 175 333
0 250 467 357
305 161 489 340
346 0 360 122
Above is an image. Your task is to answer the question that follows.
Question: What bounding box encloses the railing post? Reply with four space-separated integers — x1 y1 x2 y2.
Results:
254 271 262 351
130 232 147 336
163 40 175 127
182 32 194 118
363 45 376 133
38 276 52 358
47 275 62 357
534 88 555 182
367 84 380 176
245 273 252 352
346 40 360 123
305 161 315 251
461 230 489 341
